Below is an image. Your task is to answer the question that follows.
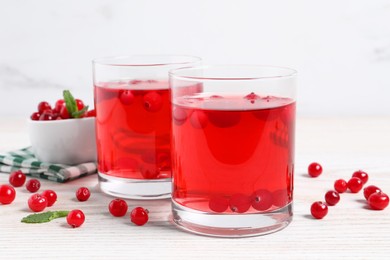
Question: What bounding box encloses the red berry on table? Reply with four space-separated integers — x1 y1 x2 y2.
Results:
28 194 48 212
119 90 134 105
352 170 369 184
347 177 363 193
308 162 322 177
251 189 273 211
108 199 128 217
9 170 26 187
310 201 328 219
229 193 251 213
208 196 229 213
30 112 41 121
75 99 85 110
37 101 51 114
130 207 149 226
76 187 90 202
143 91 163 112
60 106 70 119
363 185 382 200
26 179 41 193
0 184 16 204
334 179 348 193
41 190 57 207
325 190 340 206
368 192 389 210
67 209 85 228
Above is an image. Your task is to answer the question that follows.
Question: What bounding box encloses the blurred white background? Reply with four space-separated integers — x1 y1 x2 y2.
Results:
0 0 389 117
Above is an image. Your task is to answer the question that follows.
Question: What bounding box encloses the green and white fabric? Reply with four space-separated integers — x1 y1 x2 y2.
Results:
0 147 97 183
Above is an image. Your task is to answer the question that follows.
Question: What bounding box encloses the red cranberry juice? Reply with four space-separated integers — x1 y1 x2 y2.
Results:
172 94 295 213
95 80 172 179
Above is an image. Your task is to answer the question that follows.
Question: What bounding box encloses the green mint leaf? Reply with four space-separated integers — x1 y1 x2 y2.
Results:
63 90 78 118
21 211 69 224
71 105 88 118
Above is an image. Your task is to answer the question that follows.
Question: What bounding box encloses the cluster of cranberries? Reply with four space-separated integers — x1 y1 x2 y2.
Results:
108 199 149 226
30 99 95 121
308 162 389 219
0 171 149 227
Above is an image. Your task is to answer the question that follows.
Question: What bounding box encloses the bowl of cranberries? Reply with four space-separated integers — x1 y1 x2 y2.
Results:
28 91 97 165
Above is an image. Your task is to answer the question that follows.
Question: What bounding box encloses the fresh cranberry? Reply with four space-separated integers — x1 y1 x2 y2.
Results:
75 99 85 110
0 184 16 204
310 201 328 219
76 187 90 202
26 179 41 193
347 177 363 193
41 190 57 207
325 190 340 206
9 170 26 187
109 199 128 217
208 196 229 213
363 185 382 200
143 91 163 112
352 170 369 184
173 107 187 125
140 164 159 179
39 112 54 121
67 209 85 228
130 207 149 226
308 162 322 177
30 112 41 120
208 111 241 128
251 189 273 211
368 192 389 210
190 110 208 129
54 99 65 112
37 101 51 114
244 92 260 103
60 106 70 119
86 109 96 117
119 90 134 105
334 179 348 193
28 194 48 212
229 194 251 213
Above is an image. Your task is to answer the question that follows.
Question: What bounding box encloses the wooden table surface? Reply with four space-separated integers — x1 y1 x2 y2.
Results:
0 117 389 260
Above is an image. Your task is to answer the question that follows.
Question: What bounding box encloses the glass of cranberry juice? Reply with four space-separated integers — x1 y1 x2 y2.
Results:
170 65 297 237
93 55 201 199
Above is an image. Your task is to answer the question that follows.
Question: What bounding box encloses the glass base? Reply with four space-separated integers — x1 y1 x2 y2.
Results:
172 200 293 237
98 172 171 200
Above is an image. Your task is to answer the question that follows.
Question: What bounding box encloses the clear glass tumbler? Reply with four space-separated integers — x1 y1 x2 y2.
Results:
93 55 201 199
170 65 297 237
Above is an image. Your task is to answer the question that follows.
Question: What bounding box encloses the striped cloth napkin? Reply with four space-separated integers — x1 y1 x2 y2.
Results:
0 147 97 183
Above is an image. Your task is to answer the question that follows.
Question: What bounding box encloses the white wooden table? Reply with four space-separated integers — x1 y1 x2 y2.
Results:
1 117 389 260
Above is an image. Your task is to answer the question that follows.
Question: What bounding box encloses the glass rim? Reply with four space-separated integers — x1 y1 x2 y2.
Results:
169 65 297 81
92 55 201 67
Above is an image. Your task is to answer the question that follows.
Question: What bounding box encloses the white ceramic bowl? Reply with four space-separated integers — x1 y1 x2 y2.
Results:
28 117 97 165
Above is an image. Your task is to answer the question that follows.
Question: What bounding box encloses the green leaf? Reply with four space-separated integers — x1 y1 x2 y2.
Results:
63 90 78 118
71 105 88 118
21 211 69 224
